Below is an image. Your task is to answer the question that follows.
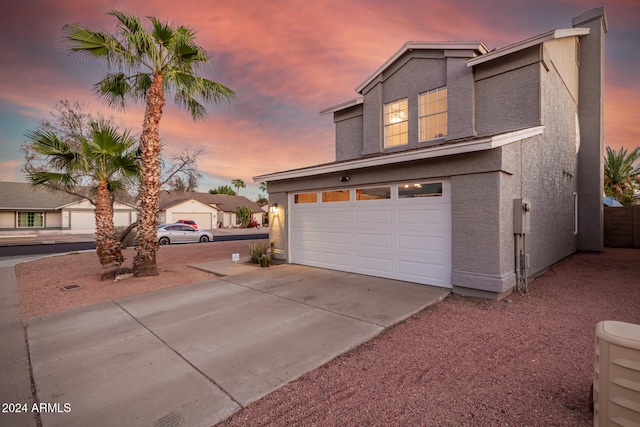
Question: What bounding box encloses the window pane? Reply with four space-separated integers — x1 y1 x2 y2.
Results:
294 193 317 204
33 212 43 227
398 182 443 198
356 187 391 200
322 190 350 202
18 212 44 228
419 87 447 142
384 98 408 147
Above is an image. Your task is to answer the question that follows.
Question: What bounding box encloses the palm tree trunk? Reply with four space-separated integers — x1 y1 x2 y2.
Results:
95 181 125 279
133 73 165 276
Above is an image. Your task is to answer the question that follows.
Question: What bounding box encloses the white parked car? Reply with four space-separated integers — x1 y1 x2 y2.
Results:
157 224 213 245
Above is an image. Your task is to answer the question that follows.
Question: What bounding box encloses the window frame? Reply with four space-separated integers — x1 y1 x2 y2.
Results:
418 87 448 142
17 211 45 228
383 98 408 148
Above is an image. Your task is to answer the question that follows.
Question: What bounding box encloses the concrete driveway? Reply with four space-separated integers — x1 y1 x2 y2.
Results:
27 263 448 427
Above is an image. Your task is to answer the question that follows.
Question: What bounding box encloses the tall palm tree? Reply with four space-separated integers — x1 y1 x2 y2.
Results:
259 181 268 194
25 121 139 279
64 11 235 276
604 146 640 205
232 178 246 195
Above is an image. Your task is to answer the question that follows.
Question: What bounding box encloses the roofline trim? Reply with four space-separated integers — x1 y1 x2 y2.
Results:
355 41 489 94
255 126 545 182
467 28 590 67
320 97 364 115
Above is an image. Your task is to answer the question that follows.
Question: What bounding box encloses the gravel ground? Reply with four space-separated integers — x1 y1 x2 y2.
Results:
15 246 640 426
15 240 265 320
219 249 640 427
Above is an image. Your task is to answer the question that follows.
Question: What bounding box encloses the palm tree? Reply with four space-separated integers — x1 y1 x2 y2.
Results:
64 11 235 276
231 178 246 195
25 121 139 279
259 181 268 194
604 146 640 206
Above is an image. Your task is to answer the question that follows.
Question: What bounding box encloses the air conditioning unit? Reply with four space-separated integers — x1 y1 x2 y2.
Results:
594 321 640 426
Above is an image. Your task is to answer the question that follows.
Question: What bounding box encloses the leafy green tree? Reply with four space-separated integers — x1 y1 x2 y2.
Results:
209 185 236 195
64 11 235 276
25 121 138 278
236 205 252 227
231 178 246 195
604 146 640 206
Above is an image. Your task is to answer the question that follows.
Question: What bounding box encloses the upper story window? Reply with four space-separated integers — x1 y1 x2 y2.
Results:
419 87 447 141
384 98 408 147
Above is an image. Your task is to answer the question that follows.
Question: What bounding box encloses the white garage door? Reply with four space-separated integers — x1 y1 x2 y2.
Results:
70 211 95 231
290 180 451 288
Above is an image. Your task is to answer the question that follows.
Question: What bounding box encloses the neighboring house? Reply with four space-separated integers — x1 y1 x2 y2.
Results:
158 191 264 229
256 8 607 299
0 181 137 233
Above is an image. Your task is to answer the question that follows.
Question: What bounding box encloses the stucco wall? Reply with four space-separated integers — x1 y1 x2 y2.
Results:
0 212 14 228
575 8 606 251
474 47 541 136
335 105 363 161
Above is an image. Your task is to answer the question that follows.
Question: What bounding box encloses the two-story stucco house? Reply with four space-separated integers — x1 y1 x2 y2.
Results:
256 8 607 299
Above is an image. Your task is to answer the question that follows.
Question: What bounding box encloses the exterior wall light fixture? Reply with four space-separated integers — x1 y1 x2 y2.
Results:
269 203 278 214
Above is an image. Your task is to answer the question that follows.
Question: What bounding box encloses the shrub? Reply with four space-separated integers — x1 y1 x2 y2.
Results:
249 242 267 264
249 241 275 267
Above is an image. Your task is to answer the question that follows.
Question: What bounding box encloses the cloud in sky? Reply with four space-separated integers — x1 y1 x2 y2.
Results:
0 0 638 199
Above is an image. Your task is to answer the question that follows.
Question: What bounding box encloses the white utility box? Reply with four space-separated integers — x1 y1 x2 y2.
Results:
594 320 640 426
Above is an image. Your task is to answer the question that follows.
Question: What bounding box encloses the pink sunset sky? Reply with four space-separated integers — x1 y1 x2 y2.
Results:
0 0 638 200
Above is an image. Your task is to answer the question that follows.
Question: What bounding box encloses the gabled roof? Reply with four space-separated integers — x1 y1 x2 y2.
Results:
467 28 590 67
0 181 84 210
355 41 489 94
158 191 263 213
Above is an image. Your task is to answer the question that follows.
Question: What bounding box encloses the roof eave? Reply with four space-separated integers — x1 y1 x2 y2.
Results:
319 97 364 115
467 28 591 67
254 126 545 182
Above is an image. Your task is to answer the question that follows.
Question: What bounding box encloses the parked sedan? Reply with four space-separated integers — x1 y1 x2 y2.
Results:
157 224 213 245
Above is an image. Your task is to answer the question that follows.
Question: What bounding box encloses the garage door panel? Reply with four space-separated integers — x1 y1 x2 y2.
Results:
321 210 351 224
294 229 321 244
397 235 446 251
322 252 352 268
322 231 350 245
397 208 446 225
355 232 392 249
356 255 393 274
292 211 320 226
355 210 393 224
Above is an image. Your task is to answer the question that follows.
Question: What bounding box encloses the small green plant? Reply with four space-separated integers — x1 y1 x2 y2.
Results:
249 242 267 264
236 205 252 227
249 240 275 267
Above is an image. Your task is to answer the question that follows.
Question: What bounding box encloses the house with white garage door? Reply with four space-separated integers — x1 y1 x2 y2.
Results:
158 191 264 229
255 8 607 299
0 181 137 233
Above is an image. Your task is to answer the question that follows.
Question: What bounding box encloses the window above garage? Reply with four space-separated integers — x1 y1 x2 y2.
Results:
293 181 444 205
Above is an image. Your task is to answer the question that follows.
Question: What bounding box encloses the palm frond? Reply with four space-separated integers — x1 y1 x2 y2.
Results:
94 73 131 108
28 171 77 189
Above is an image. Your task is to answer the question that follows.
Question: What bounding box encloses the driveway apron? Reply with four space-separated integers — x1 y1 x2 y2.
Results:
26 264 448 427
